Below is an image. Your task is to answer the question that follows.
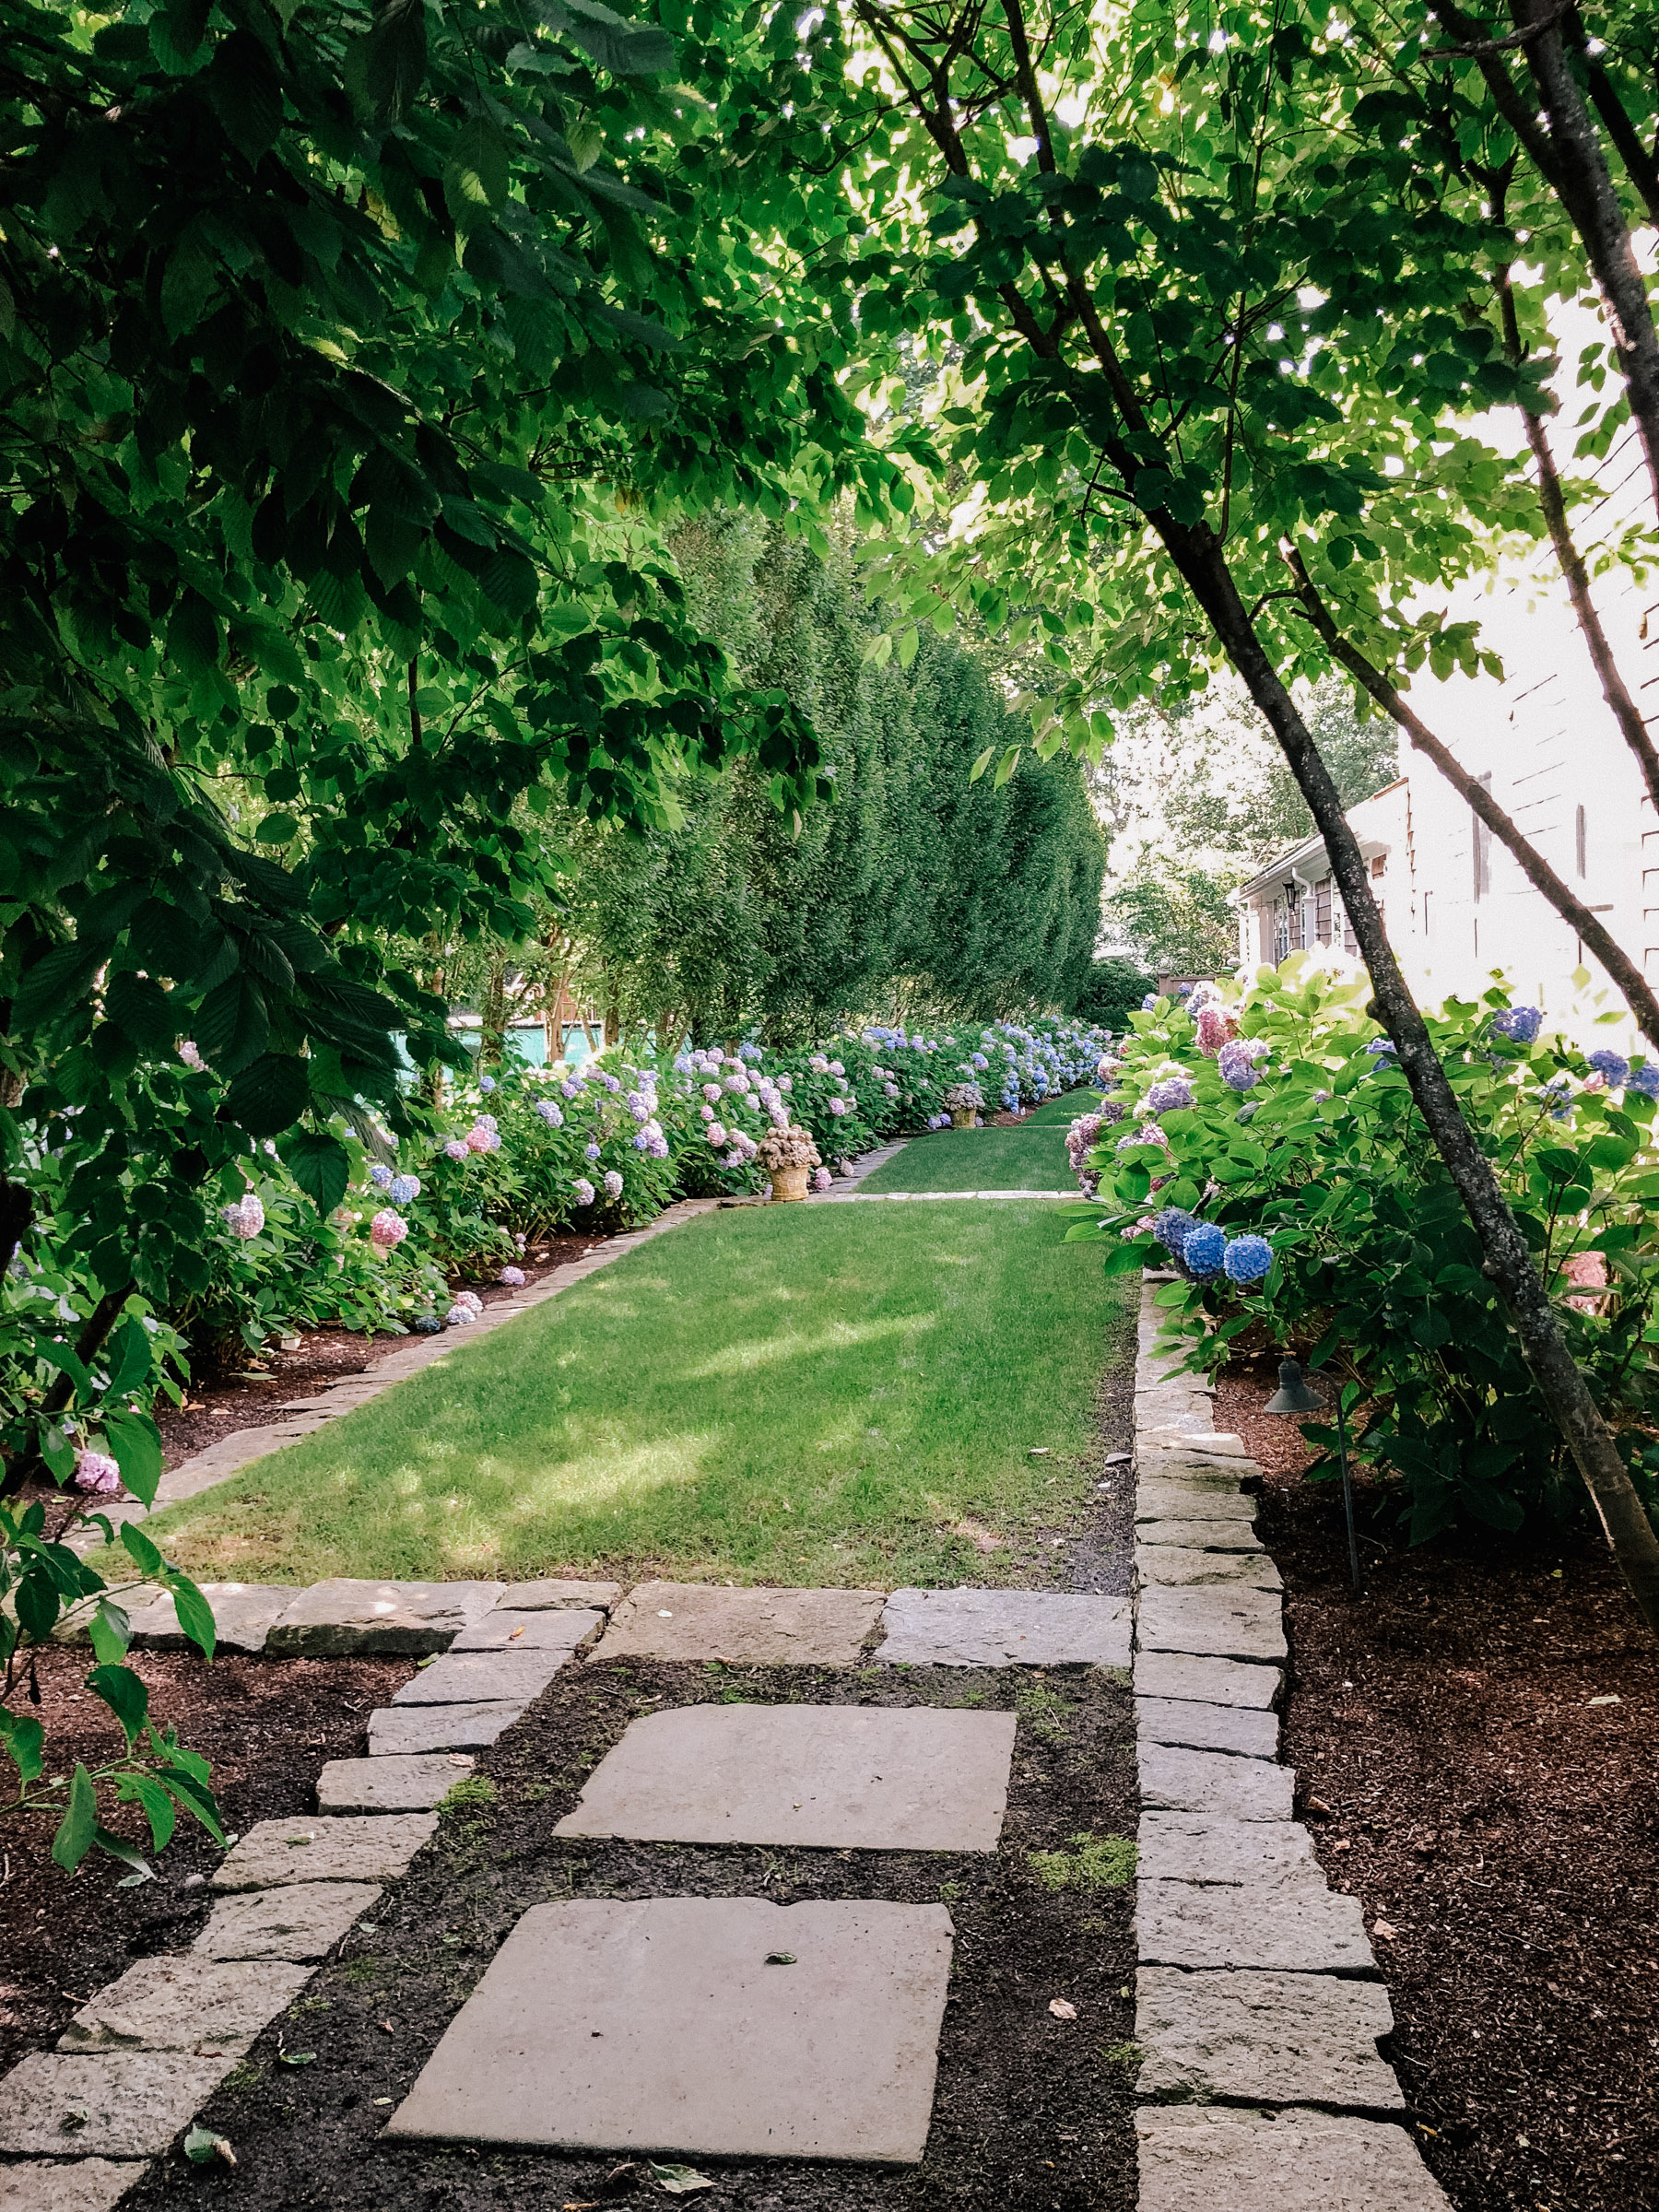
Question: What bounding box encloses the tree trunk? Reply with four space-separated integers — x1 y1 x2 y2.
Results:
480 957 509 1068
1166 519 1659 1639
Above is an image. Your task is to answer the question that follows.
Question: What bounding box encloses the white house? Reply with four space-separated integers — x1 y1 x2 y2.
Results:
1234 544 1659 1043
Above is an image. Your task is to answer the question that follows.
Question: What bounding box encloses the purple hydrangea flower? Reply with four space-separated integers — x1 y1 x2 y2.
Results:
1587 1049 1630 1088
561 1079 581 1099
369 1163 394 1190
1141 994 1158 1011
584 1141 601 1161
1152 1207 1196 1254
1147 1076 1194 1113
602 1074 621 1093
1491 1006 1542 1046
573 1177 595 1206
1630 1062 1659 1101
603 1170 623 1199
74 1449 123 1495
535 1100 563 1126
1182 1222 1226 1277
1217 1043 1260 1093
443 1138 469 1162
445 1303 477 1326
1365 1038 1395 1056
1222 1233 1273 1285
627 1091 651 1121
478 1074 496 1093
500 1265 525 1287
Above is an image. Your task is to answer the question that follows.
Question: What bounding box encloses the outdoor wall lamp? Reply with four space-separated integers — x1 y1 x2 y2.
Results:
1265 1358 1362 1594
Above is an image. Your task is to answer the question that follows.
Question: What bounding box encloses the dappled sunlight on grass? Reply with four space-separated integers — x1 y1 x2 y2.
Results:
144 1199 1132 1589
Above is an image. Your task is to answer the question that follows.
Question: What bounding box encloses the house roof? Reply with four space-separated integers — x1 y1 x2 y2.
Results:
1232 778 1406 902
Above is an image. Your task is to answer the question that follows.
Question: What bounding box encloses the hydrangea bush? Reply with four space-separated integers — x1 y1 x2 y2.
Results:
1068 959 1659 1543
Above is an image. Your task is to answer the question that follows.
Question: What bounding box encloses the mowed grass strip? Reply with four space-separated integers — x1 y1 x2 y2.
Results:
138 1201 1131 1592
858 1088 1095 1193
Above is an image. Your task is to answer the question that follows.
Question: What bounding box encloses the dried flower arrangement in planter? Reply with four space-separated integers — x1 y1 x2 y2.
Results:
757 1124 823 1202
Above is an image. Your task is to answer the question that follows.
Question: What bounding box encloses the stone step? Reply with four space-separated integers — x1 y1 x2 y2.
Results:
58 1959 310 2056
1135 1546 1282 1593
317 1753 474 1813
449 1607 602 1653
877 1586 1131 1668
210 1812 437 1890
194 1882 382 1963
0 2053 231 2160
1135 1697 1279 1760
368 1701 524 1757
391 1649 571 1706
1136 2107 1450 2210
265 1578 503 1658
1135 1967 1403 2111
1138 1743 1295 1820
1135 1652 1282 1709
1136 1877 1372 1974
1137 1586 1288 1665
595 1581 884 1665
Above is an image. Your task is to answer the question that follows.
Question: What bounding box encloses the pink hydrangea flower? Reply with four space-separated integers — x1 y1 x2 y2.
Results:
369 1208 408 1249
454 1290 484 1313
500 1265 525 1287
813 1166 832 1192
443 1139 470 1162
707 1122 727 1146
179 1040 206 1071
222 1193 265 1238
74 1449 123 1494
703 1083 724 1103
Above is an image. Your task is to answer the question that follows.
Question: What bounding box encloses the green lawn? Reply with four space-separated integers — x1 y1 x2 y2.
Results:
141 1200 1132 1592
859 1088 1094 1193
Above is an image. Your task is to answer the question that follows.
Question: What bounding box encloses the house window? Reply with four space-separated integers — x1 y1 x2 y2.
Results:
1315 877 1333 945
1371 853 1386 878
1473 773 1492 900
1576 804 1587 877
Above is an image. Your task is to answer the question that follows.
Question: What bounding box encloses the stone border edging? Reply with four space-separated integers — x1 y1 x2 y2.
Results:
1128 1279 1452 2209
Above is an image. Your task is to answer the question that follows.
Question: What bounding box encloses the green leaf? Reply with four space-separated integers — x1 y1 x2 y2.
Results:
0 1709 45 1783
969 746 996 783
158 1764 226 1842
256 812 300 844
88 1599 133 1665
366 0 428 121
52 1765 99 1872
104 1410 164 1508
207 31 285 163
222 1052 312 1136
648 2167 715 2197
282 1129 351 1216
120 1772 178 1851
992 744 1020 788
120 1521 167 1578
88 1663 150 1747
560 0 677 77
91 1825 155 1885
166 1574 218 1661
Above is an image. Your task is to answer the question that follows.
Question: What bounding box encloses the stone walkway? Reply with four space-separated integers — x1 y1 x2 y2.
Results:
1127 1278 1450 2211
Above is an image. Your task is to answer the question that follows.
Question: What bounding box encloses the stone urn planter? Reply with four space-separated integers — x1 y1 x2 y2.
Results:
949 1108 976 1129
769 1164 812 1203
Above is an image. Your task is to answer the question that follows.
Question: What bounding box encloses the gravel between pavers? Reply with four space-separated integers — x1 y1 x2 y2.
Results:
110 1657 1140 2212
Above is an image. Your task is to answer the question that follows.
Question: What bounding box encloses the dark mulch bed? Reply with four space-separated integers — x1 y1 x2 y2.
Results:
0 1644 413 2075
154 1234 607 1474
1218 1363 1659 2212
116 1657 1139 2212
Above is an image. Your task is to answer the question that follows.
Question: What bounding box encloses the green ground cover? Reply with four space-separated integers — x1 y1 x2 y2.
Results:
140 1200 1131 1592
858 1088 1093 1192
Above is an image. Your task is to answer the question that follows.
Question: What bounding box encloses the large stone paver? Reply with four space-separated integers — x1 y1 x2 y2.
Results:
1135 1969 1403 2110
596 1582 884 1665
0 2052 231 2159
1136 2106 1449 2210
451 1608 602 1653
1137 1587 1288 1664
1135 1482 1255 1521
1135 1519 1263 1551
1139 1814 1322 1888
1136 1878 1372 1973
1135 1653 1280 1709
59 1959 309 2053
317 1753 474 1813
194 1882 382 1961
0 2159 148 2212
88 1583 295 1654
368 1701 524 1756
391 1649 571 1706
1136 1697 1278 1759
211 1812 437 1890
1140 1429 1251 1459
496 1579 621 1613
384 1897 953 2162
265 1579 503 1656
1138 1743 1295 1820
877 1587 1131 1668
1135 1546 1282 1592
556 1704 1016 1852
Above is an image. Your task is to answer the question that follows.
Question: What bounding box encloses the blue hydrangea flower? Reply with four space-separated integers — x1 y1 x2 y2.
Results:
368 1163 393 1189
1152 1207 1196 1254
1218 1048 1259 1093
1365 1038 1395 1056
1223 1234 1273 1285
1630 1062 1659 1100
535 1100 563 1126
1491 1006 1542 1045
584 1141 601 1161
1182 1222 1226 1277
1177 982 1193 996
478 1074 496 1093
1141 994 1158 1011
1587 1049 1630 1088
389 1174 420 1206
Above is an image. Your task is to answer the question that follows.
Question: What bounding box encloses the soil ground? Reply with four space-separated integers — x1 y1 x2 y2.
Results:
1218 1362 1659 2212
114 1656 1138 2212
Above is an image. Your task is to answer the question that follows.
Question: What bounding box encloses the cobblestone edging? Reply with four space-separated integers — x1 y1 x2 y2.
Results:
9 1573 1135 2206
1128 1277 1451 2210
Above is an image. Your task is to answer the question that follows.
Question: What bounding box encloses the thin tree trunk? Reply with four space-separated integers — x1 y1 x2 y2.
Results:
1165 522 1659 1638
1490 262 1659 812
480 956 509 1068
1285 551 1659 1053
